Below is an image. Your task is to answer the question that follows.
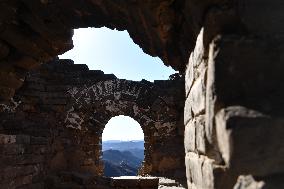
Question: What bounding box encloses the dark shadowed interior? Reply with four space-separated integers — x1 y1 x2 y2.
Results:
0 1 284 189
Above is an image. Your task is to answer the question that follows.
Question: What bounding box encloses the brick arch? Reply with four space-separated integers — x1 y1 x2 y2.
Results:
64 78 179 176
101 115 145 173
96 112 157 177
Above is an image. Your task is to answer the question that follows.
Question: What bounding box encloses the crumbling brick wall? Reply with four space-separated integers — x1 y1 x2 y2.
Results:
0 59 185 188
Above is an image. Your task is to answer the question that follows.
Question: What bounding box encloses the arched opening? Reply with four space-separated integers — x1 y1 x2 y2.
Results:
59 27 176 81
101 115 145 177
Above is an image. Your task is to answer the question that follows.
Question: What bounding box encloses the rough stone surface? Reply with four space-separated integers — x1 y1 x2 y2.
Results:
184 115 206 155
184 3 284 187
233 175 284 189
185 152 234 189
215 106 284 177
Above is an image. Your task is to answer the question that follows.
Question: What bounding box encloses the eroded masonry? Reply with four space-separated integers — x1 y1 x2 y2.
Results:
0 1 283 189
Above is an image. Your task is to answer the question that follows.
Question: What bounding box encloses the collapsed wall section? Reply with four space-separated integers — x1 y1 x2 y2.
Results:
0 0 226 100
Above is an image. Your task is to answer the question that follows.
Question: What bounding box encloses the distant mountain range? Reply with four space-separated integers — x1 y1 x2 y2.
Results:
102 140 144 177
102 140 144 151
103 140 143 143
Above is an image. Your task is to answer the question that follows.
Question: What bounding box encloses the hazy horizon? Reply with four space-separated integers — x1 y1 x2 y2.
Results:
102 115 144 142
102 139 144 142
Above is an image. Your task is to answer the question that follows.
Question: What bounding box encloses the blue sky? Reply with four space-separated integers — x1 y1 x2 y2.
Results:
59 27 175 81
102 116 144 141
59 27 175 141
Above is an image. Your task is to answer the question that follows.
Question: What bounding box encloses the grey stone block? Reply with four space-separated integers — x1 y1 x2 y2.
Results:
216 106 284 177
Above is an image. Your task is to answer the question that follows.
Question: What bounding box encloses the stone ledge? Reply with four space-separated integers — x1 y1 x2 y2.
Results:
111 176 159 188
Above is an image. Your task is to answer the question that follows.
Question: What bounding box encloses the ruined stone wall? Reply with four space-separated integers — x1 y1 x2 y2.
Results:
0 59 185 188
0 1 284 189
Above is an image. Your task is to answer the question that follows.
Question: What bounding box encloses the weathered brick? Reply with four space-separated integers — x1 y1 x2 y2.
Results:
185 152 234 189
188 70 206 116
0 41 9 59
0 134 16 144
184 120 195 153
16 135 31 144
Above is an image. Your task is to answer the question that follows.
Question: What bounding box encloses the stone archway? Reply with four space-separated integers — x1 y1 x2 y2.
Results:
101 115 145 176
100 115 150 177
63 76 184 177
